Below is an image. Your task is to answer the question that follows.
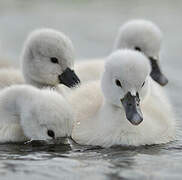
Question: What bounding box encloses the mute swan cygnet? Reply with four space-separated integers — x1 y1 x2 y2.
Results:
114 19 168 86
75 19 168 86
0 28 80 90
0 85 73 143
70 49 176 147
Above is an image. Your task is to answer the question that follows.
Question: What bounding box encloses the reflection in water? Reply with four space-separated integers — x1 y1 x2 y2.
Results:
0 0 182 179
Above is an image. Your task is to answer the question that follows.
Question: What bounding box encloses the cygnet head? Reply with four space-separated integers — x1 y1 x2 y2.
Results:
19 86 73 140
114 19 168 86
101 49 151 125
21 28 80 88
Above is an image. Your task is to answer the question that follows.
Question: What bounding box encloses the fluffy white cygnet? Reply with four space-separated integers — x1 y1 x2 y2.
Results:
114 19 162 58
70 49 176 147
75 19 167 86
0 85 73 143
0 28 80 90
114 19 168 86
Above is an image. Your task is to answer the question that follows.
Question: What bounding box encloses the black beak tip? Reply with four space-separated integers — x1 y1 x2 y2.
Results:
159 76 168 86
58 68 81 88
149 58 168 86
74 76 81 85
69 77 81 88
121 92 143 126
150 73 169 86
128 115 143 126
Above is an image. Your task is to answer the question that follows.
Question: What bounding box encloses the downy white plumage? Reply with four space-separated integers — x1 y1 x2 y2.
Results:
69 50 176 147
0 28 80 90
0 85 73 143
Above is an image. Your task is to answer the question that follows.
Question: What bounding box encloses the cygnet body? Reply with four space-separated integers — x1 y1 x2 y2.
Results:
70 50 176 147
0 85 73 143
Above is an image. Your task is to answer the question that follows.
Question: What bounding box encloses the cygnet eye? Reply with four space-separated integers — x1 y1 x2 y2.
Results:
50 57 59 64
115 79 122 87
134 46 141 52
141 81 145 88
47 130 55 139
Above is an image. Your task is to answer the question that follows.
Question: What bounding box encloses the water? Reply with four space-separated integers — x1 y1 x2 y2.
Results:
0 0 182 179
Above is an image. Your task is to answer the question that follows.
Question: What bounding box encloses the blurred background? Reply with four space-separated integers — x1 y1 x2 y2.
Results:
0 1 182 180
0 0 181 62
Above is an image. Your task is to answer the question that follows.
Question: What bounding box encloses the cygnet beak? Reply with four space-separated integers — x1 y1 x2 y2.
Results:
149 57 168 86
58 68 81 88
121 92 143 125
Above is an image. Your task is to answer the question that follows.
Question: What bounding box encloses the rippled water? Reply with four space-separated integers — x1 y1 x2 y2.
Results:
0 0 182 179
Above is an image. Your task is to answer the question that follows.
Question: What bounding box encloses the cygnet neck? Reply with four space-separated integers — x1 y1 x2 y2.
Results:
99 98 126 123
25 77 56 89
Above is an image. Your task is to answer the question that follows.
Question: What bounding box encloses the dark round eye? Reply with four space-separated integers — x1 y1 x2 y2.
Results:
134 46 141 52
115 79 122 87
47 130 55 139
142 81 145 87
50 57 59 64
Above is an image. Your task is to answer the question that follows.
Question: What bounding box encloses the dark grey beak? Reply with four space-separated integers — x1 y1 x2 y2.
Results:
149 57 168 86
121 92 143 125
58 68 81 88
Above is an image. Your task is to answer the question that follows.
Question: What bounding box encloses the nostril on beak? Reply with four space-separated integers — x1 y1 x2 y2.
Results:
72 77 77 82
58 75 63 83
74 76 81 84
131 114 143 125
